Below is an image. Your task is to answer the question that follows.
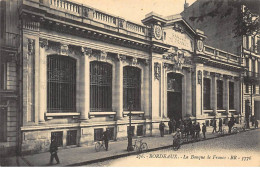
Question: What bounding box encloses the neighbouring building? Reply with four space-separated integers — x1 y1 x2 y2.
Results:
0 0 246 155
182 0 260 120
0 0 20 156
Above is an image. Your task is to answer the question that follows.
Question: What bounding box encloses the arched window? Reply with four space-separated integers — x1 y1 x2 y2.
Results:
90 61 112 112
47 55 76 112
123 66 141 111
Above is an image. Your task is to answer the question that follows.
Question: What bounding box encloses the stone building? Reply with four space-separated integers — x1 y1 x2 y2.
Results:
1 0 246 155
181 0 260 120
0 0 20 156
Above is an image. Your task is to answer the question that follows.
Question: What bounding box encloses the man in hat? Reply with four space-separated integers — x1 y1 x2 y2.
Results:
159 121 165 137
218 118 223 132
202 123 206 139
102 129 110 151
49 138 60 165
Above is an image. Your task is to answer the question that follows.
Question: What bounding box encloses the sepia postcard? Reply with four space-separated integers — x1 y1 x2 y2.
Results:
0 0 259 167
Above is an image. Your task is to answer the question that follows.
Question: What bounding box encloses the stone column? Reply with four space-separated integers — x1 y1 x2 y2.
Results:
223 76 230 113
115 54 124 120
38 38 48 123
80 47 91 121
211 73 217 114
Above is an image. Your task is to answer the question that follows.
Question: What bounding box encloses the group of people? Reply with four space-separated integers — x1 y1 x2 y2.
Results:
160 118 205 141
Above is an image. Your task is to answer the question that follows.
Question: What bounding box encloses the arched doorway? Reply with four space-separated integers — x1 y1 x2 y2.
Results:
167 73 182 121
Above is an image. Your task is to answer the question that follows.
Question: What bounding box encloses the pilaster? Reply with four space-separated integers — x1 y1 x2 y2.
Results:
223 76 230 113
210 72 217 113
115 54 125 120
80 47 91 121
38 38 48 123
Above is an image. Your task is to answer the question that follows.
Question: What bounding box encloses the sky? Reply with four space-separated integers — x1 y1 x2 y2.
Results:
76 0 197 24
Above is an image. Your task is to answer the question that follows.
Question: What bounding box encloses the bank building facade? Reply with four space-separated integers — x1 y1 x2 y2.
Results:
0 0 245 154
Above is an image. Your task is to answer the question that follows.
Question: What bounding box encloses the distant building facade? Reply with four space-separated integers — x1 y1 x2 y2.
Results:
0 0 246 155
182 0 260 120
0 0 20 156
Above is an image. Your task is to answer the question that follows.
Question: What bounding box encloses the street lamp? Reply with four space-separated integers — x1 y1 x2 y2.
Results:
127 100 134 151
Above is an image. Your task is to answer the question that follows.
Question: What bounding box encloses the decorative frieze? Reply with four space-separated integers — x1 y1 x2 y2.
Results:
81 47 92 56
154 62 161 80
39 38 48 48
60 44 69 56
131 57 138 66
117 54 127 62
28 39 35 55
197 70 202 84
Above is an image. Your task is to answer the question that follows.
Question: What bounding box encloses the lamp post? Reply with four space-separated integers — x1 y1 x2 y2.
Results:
127 100 134 151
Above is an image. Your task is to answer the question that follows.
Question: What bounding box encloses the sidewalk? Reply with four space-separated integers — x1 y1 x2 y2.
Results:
1 124 257 167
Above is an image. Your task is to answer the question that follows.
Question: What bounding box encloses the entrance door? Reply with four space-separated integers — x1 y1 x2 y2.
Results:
167 73 182 121
167 92 182 121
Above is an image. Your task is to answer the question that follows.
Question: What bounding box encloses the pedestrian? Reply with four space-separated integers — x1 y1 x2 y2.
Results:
180 123 185 139
195 123 201 140
230 114 235 127
168 120 173 134
102 129 109 151
202 123 206 139
251 115 255 127
49 138 60 165
218 118 223 132
228 120 232 133
159 121 165 137
190 122 196 140
255 119 258 129
212 118 217 133
172 119 176 132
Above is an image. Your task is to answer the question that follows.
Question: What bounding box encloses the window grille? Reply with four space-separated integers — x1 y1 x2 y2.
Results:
229 82 234 109
90 61 112 112
203 78 211 110
47 55 76 112
94 128 103 141
67 130 77 146
217 80 223 109
51 131 63 147
167 73 182 92
137 125 143 136
123 66 141 111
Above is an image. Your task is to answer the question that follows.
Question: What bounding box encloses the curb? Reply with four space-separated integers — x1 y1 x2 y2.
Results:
66 128 257 166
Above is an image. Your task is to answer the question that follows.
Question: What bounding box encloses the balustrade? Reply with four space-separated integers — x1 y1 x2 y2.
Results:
49 0 80 14
203 45 239 64
47 0 147 36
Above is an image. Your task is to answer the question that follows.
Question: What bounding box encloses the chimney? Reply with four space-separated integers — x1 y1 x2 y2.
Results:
184 0 189 10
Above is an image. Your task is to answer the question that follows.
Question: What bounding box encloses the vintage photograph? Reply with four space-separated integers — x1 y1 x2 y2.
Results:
0 0 259 167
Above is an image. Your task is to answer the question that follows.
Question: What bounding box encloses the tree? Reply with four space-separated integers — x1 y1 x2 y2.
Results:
188 0 259 37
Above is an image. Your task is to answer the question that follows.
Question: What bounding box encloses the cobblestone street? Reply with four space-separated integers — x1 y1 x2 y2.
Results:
84 129 260 167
